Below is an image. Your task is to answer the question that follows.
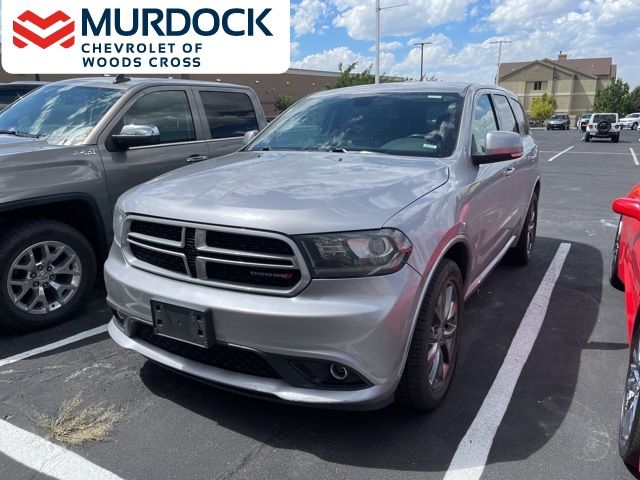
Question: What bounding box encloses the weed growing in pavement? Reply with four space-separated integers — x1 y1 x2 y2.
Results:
37 393 122 445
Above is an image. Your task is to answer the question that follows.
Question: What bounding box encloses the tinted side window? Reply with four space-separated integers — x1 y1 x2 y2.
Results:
472 94 498 154
508 97 530 135
123 91 196 144
0 90 21 110
493 95 519 133
199 91 259 139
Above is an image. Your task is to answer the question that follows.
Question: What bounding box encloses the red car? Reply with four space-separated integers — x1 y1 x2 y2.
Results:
611 183 640 472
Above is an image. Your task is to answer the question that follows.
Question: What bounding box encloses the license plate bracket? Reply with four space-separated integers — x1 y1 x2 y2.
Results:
150 299 214 349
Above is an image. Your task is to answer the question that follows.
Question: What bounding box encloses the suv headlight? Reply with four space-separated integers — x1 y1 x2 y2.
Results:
296 229 412 278
113 207 126 247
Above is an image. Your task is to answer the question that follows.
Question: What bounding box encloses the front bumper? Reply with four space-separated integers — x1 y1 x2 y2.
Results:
105 245 424 408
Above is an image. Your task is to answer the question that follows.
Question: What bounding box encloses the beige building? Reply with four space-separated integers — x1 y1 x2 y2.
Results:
499 53 617 124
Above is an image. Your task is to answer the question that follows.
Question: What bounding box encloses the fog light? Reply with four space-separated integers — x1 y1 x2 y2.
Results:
329 364 348 380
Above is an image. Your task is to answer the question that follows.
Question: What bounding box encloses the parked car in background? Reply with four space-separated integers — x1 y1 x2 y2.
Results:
0 81 47 110
610 183 640 475
106 83 540 411
546 114 570 130
578 113 591 132
620 113 640 130
0 77 267 331
584 113 621 142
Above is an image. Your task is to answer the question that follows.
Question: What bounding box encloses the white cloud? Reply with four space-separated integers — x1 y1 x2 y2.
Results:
292 0 329 37
368 41 403 52
291 42 301 59
291 46 396 74
331 0 473 40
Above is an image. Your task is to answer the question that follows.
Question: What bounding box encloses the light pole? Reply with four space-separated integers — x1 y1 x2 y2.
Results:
375 1 407 84
413 41 432 81
489 39 512 85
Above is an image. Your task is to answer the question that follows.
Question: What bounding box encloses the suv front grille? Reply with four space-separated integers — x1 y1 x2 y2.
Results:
135 323 281 379
123 217 308 295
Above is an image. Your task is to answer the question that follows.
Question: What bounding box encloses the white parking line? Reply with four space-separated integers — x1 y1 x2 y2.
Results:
0 419 124 480
540 150 630 156
0 325 108 368
443 242 571 480
631 148 639 166
547 146 574 162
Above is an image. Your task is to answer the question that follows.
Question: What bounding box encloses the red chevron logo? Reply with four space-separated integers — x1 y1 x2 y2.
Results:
12 10 75 49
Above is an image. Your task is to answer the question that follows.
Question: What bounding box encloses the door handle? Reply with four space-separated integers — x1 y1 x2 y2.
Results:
504 167 516 177
186 155 208 163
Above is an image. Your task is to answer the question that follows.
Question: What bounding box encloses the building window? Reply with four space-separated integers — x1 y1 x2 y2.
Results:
533 81 543 91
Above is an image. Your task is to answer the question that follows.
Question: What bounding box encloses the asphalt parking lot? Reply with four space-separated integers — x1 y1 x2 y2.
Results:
1 127 640 480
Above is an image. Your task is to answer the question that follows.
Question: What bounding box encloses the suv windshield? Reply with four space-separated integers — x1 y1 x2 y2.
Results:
593 114 616 123
0 84 123 146
249 92 465 158
551 115 565 120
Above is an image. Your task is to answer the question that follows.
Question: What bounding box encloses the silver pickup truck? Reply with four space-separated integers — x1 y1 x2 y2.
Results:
0 76 267 331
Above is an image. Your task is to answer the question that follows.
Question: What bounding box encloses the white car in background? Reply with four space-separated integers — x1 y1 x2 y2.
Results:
620 113 640 130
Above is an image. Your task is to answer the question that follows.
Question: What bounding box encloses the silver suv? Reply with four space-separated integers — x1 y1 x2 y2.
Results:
106 83 540 410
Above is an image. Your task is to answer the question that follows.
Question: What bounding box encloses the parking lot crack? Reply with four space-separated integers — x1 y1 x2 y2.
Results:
214 420 307 480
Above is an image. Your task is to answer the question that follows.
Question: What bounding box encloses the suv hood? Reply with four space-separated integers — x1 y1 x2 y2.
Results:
120 151 449 235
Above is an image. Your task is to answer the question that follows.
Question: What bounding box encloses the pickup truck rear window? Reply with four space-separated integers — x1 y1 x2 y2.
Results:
0 84 123 146
199 91 259 139
249 92 464 158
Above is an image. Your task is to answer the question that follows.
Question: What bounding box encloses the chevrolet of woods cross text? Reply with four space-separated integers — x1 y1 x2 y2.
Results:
106 83 541 410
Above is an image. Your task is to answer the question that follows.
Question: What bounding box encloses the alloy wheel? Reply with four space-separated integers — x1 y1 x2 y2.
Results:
6 241 82 314
526 202 537 256
427 280 459 389
621 335 640 448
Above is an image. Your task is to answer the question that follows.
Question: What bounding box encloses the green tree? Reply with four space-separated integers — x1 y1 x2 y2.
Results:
275 95 297 113
326 63 402 89
529 93 558 122
594 79 631 115
627 86 640 113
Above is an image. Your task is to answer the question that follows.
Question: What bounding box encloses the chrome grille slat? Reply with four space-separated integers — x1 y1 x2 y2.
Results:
196 256 296 270
122 216 309 296
128 232 184 248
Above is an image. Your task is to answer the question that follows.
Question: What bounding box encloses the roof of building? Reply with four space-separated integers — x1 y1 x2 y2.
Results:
499 55 616 80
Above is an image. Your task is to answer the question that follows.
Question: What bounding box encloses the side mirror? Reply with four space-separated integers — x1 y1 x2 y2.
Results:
613 198 640 222
111 124 160 150
473 131 524 165
242 130 259 145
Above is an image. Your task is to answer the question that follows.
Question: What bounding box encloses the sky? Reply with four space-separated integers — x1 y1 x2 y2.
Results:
289 0 640 88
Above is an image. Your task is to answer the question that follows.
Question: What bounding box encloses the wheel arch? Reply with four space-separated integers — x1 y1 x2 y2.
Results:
0 194 109 260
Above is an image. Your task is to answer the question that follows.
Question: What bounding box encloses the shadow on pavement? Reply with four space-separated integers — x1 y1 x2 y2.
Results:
137 236 603 474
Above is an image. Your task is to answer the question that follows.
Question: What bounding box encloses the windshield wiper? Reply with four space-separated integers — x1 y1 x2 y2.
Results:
0 129 41 138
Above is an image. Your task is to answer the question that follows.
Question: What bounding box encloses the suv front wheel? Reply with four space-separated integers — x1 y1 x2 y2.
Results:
0 220 96 332
398 259 463 410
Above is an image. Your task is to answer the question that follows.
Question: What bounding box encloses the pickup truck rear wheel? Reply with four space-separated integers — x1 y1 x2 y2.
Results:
0 220 96 332
398 259 463 410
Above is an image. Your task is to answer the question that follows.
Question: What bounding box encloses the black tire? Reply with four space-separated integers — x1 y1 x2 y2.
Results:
398 259 463 410
613 135 620 143
506 192 538 266
620 327 640 470
0 219 96 332
585 134 591 142
633 123 638 131
611 217 625 291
